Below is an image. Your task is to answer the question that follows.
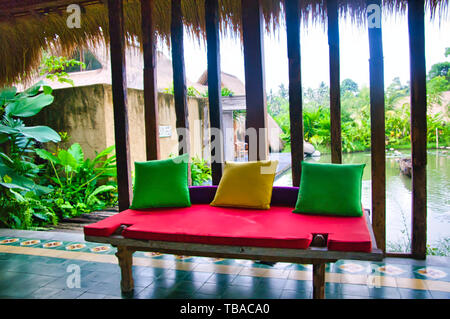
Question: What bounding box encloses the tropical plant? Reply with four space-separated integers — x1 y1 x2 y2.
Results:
0 82 60 194
36 143 118 218
190 156 211 186
39 53 86 86
0 184 57 229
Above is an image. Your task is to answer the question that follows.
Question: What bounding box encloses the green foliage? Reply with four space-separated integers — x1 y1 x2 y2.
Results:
0 82 60 195
385 77 409 110
0 83 62 229
427 75 450 105
427 48 450 82
0 186 57 229
427 238 450 257
0 58 118 230
428 62 450 81
190 156 211 186
164 84 234 99
39 53 86 86
163 83 202 97
36 143 118 219
341 78 359 95
268 70 450 154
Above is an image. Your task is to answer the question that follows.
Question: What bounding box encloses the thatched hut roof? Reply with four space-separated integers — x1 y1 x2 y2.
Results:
0 0 448 87
197 70 246 95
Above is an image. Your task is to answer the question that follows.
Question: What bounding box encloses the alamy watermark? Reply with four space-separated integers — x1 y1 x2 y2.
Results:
367 4 381 29
66 264 81 288
66 4 81 29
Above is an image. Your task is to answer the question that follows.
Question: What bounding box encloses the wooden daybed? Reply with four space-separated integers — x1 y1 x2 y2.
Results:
84 186 384 299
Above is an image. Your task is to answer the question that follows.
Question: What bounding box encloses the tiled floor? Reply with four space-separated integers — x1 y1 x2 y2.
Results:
0 229 449 299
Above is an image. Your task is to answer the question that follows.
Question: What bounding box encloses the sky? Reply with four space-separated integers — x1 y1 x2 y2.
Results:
159 11 450 93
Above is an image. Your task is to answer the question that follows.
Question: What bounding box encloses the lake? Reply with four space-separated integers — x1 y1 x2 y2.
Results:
274 150 450 253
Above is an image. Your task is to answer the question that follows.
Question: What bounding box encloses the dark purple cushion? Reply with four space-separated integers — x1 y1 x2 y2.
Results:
189 186 299 207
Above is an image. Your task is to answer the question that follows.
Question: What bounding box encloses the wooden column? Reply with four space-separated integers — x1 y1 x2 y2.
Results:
285 0 304 187
115 246 134 293
241 0 268 161
327 0 342 164
107 0 132 211
408 0 427 260
205 0 223 184
141 0 160 161
367 0 386 253
171 0 190 156
312 263 326 299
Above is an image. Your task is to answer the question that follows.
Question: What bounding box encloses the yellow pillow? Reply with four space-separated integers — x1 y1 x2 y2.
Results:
210 160 279 210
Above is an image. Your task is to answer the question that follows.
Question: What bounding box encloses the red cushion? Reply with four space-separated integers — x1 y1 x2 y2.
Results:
84 204 372 252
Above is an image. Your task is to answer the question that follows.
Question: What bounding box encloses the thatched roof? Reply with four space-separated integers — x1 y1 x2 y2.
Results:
0 0 448 87
197 70 245 95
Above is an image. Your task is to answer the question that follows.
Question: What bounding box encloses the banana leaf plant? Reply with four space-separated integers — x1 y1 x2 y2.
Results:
0 81 60 194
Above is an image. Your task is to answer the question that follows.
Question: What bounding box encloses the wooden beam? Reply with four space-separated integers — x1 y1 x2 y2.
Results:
141 0 160 161
107 0 132 212
285 0 304 187
241 0 268 161
367 0 386 253
205 0 224 184
327 0 342 164
408 0 427 260
171 0 190 156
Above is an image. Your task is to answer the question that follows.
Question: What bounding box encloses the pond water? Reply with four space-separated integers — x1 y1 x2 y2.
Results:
274 150 450 252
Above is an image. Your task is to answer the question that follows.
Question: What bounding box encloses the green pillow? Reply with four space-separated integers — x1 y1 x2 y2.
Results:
130 153 191 209
293 162 365 217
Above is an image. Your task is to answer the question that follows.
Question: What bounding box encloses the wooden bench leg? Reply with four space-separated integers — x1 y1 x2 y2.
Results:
115 246 134 293
312 263 326 299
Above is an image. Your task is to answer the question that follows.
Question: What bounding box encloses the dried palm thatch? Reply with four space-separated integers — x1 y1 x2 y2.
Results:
0 0 448 87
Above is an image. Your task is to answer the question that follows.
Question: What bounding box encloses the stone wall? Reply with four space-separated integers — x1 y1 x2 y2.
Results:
31 84 210 166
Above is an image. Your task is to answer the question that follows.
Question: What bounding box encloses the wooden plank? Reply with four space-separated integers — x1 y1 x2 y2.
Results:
285 0 304 187
327 0 342 164
313 263 326 299
205 0 223 184
141 0 160 161
85 236 384 263
171 0 190 156
367 0 386 253
408 0 427 260
107 0 132 212
241 0 268 161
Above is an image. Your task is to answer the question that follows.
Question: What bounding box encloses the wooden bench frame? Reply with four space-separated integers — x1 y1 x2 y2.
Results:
85 207 383 299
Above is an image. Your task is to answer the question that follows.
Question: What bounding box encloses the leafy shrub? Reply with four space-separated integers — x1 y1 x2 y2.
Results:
36 143 117 218
190 156 212 186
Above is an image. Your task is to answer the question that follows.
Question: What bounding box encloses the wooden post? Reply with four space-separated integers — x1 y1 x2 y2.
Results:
312 263 326 299
241 0 268 161
408 0 427 260
285 0 304 187
367 0 386 253
107 0 132 211
171 0 190 156
327 0 342 164
115 246 134 293
205 0 224 184
141 0 160 161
